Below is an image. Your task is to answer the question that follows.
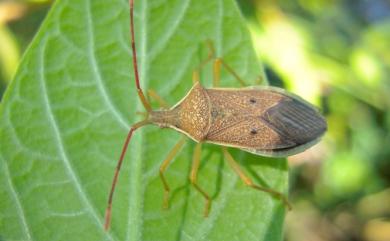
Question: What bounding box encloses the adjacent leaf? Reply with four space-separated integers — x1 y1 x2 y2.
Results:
0 0 288 240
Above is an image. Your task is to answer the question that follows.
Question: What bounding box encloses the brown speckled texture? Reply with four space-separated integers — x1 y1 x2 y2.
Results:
149 83 326 155
205 88 294 149
176 83 211 140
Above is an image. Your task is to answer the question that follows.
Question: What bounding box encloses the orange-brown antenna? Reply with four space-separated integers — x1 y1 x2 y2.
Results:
104 120 149 231
129 0 151 112
104 0 151 231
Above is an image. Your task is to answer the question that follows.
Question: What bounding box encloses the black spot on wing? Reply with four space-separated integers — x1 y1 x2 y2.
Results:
260 98 327 145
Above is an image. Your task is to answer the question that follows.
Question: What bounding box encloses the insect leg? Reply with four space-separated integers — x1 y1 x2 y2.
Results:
148 89 169 109
192 40 216 84
222 147 292 210
192 70 200 84
195 40 216 72
213 58 221 87
190 142 212 217
216 58 247 86
159 135 187 209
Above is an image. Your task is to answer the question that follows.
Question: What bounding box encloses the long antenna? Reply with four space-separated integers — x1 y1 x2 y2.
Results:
104 0 151 231
104 120 149 231
129 0 152 112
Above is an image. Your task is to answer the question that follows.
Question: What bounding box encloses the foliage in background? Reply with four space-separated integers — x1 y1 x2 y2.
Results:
0 1 51 100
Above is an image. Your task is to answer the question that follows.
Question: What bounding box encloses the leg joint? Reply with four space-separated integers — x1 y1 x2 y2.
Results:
189 173 196 184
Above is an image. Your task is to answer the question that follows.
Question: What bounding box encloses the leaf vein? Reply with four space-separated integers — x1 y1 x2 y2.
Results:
1 157 33 241
38 36 114 241
149 0 191 60
85 0 129 129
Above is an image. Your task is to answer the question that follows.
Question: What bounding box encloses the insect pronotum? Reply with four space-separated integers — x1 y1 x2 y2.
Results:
103 0 327 230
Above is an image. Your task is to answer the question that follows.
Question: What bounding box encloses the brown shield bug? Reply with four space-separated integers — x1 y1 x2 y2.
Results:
104 0 327 230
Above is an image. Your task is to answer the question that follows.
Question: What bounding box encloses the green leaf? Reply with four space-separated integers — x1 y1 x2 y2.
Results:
0 0 288 240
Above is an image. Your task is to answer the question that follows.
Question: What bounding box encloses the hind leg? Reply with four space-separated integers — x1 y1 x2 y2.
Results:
222 147 292 210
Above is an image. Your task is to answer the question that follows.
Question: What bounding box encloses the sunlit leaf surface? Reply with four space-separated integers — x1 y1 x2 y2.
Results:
0 0 288 240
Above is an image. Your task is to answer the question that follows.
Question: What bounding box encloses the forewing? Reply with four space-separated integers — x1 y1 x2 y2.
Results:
205 87 327 156
206 115 297 150
260 97 327 145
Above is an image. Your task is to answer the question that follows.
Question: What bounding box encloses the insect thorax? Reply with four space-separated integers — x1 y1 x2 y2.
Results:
149 82 211 142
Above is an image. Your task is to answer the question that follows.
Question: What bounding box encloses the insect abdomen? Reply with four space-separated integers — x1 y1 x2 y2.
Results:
204 87 326 156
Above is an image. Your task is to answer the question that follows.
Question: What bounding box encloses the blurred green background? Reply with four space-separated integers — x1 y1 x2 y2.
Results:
1 0 389 241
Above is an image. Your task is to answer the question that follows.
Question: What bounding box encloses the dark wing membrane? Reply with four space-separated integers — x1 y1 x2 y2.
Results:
260 97 327 146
